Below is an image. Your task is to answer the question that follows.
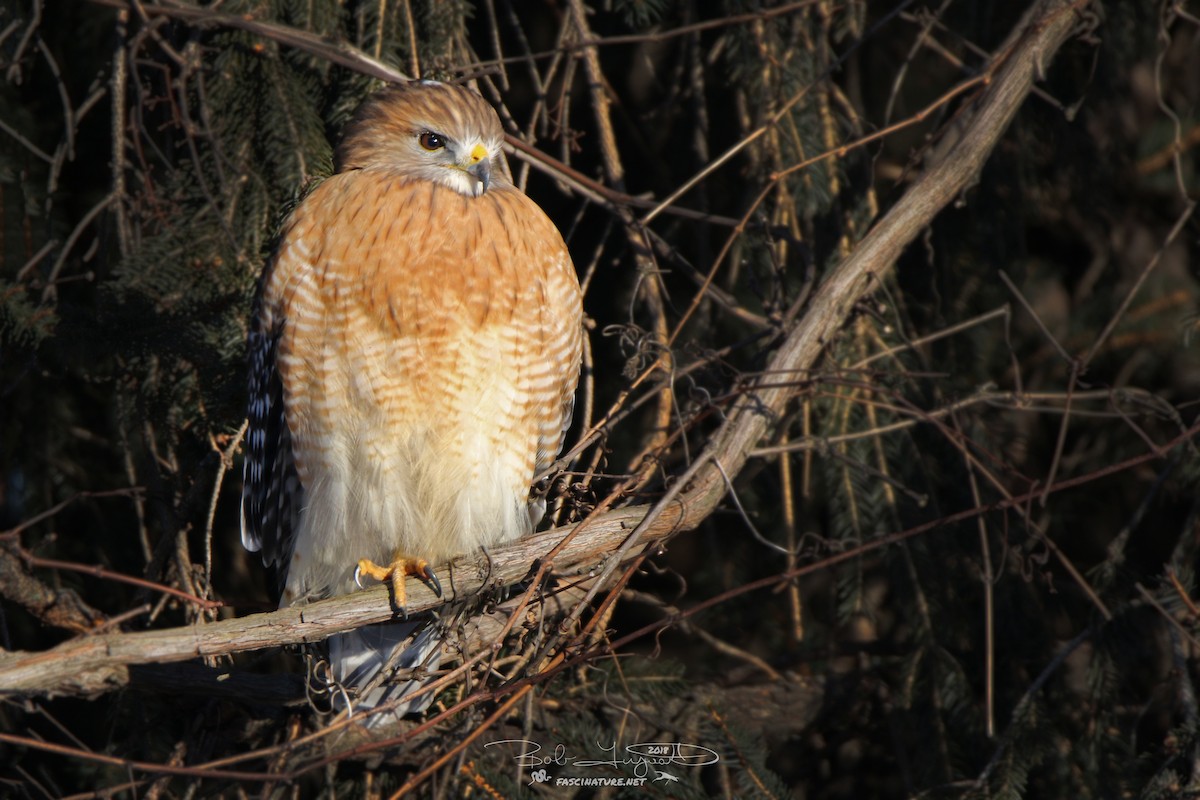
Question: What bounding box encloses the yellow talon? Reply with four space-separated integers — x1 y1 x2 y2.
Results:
353 556 442 614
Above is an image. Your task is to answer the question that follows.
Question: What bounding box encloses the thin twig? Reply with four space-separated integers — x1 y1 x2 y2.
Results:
23 554 222 611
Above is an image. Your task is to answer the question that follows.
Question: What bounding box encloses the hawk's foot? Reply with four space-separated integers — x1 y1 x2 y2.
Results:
354 555 443 616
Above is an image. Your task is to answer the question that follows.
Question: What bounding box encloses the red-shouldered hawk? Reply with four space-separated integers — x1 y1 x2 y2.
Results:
240 80 583 719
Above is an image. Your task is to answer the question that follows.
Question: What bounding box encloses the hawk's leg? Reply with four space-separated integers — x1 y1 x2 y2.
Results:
354 555 444 616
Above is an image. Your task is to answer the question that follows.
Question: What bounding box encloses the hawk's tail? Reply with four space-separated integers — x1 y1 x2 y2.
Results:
328 620 441 723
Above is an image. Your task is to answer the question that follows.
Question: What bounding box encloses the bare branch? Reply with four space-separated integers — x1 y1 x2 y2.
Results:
86 0 411 84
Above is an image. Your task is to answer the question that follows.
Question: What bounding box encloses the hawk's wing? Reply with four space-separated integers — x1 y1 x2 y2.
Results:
240 287 303 593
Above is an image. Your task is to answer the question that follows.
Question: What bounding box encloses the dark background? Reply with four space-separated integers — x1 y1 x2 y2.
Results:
2 1 1199 797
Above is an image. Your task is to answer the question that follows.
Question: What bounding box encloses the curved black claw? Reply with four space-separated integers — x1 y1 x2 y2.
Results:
421 563 444 598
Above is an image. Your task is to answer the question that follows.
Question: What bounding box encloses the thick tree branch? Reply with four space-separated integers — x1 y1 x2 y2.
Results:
0 0 1089 699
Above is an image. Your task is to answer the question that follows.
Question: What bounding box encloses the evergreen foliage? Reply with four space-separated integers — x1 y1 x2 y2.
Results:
1 1 1198 797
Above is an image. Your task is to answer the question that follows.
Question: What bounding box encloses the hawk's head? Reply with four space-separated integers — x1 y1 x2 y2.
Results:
336 80 508 198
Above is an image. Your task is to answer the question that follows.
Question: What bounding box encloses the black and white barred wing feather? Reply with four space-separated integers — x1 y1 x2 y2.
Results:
240 309 301 587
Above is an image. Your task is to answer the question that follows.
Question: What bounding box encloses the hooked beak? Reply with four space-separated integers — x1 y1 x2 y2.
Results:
468 158 491 195
465 143 491 195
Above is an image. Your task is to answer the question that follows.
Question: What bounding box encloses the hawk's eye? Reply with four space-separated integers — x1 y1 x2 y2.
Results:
418 132 445 151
